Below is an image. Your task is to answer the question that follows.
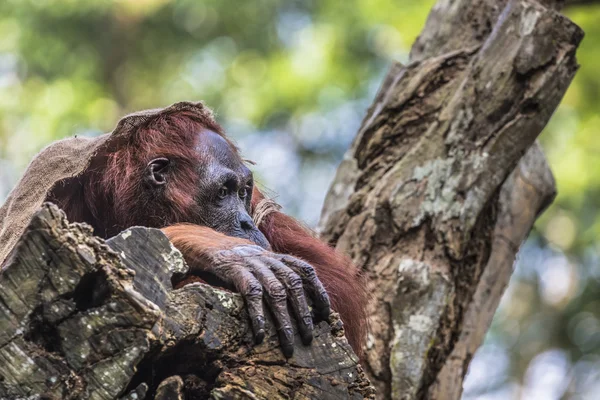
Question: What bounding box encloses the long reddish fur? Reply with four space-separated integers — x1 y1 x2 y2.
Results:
162 224 252 267
82 111 230 238
50 111 368 355
161 224 253 288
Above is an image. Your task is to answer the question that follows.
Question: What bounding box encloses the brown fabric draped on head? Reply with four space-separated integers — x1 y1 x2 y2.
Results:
0 101 218 267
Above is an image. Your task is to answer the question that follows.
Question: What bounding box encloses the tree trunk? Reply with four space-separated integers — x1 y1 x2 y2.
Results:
318 0 581 399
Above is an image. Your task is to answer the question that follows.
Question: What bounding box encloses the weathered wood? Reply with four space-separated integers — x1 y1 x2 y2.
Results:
430 142 555 399
318 0 582 398
0 204 159 400
0 204 374 399
410 1 563 398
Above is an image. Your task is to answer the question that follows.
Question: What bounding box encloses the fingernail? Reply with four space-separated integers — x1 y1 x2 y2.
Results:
280 328 294 358
301 316 314 345
254 317 265 344
255 329 265 344
321 301 331 318
301 330 313 345
282 342 294 358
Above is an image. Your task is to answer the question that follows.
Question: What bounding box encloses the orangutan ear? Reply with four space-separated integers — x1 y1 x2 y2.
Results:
146 158 170 187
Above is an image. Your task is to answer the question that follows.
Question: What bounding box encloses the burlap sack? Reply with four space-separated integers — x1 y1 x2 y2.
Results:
0 101 218 267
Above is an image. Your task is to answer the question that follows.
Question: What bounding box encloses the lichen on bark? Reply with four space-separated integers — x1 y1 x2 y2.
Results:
319 0 582 398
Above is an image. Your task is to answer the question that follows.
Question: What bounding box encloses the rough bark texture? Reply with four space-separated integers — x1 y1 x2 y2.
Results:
318 0 582 399
0 204 374 399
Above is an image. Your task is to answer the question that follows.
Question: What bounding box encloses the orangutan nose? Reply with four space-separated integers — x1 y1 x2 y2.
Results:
239 213 255 232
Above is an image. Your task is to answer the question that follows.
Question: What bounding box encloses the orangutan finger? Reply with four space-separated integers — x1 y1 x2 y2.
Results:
226 264 266 344
246 258 295 358
261 256 314 346
279 255 331 320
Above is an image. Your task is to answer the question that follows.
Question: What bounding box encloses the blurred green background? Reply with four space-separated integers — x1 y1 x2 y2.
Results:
0 1 598 398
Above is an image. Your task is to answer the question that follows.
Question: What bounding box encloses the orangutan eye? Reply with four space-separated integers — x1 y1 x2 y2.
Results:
218 187 228 199
238 188 247 199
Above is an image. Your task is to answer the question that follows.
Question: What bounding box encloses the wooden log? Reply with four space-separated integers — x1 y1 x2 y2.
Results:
0 203 374 399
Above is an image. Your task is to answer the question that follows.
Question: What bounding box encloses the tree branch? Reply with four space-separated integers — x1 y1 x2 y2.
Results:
410 0 561 397
319 0 581 398
429 143 555 398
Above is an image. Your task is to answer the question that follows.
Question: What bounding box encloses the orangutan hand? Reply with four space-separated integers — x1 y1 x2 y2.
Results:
207 244 331 357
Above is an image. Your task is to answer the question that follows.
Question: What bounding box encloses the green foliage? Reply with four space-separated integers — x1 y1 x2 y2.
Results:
0 0 433 166
540 5 600 254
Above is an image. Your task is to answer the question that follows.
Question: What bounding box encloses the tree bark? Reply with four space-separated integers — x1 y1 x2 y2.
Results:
318 0 581 399
0 204 374 399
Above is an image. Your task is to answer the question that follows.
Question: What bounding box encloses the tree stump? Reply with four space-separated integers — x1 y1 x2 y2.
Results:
0 204 374 399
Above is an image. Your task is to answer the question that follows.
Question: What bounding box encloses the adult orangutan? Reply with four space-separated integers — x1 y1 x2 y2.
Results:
0 102 368 357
